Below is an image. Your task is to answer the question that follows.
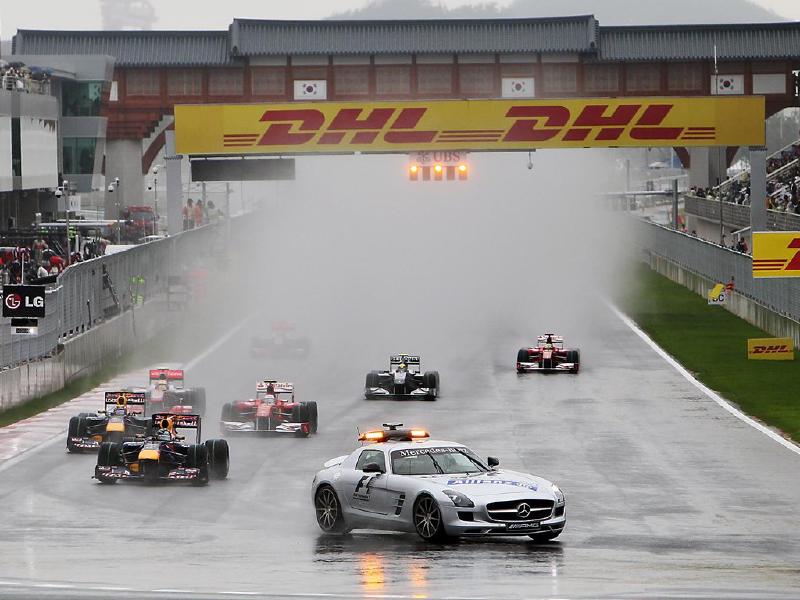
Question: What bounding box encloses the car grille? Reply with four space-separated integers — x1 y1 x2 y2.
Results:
486 499 554 522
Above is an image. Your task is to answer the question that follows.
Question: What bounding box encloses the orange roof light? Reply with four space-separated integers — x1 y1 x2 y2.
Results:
359 430 387 442
457 164 467 173
410 429 430 439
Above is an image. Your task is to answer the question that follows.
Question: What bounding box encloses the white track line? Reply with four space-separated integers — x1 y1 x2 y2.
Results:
612 305 800 457
183 315 251 372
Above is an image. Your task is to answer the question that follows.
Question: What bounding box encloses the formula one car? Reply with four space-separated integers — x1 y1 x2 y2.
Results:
365 355 439 401
312 424 566 542
516 334 580 374
147 368 207 415
220 380 318 437
66 392 150 452
250 321 311 359
94 413 229 485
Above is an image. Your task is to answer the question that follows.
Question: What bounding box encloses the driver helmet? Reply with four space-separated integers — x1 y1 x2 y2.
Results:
155 428 172 441
398 363 407 371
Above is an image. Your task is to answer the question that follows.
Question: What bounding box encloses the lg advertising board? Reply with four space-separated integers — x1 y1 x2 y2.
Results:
2 285 46 319
176 96 765 156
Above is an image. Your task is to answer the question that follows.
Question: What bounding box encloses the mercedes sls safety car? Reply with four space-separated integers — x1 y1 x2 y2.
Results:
312 424 566 542
250 321 311 359
66 392 150 452
220 381 318 437
94 413 229 485
516 334 580 374
147 368 207 415
365 355 440 400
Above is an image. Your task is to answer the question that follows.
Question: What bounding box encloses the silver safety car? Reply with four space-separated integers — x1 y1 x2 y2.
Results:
311 424 566 542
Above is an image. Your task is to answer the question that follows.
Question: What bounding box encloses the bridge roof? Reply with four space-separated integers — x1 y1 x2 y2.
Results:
13 29 232 67
11 17 800 67
230 17 599 56
597 22 800 61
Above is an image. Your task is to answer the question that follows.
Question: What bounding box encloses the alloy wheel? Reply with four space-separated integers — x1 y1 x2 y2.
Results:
414 496 441 540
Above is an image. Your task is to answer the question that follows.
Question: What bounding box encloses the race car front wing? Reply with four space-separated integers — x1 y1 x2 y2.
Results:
94 465 203 481
220 420 311 436
517 361 577 373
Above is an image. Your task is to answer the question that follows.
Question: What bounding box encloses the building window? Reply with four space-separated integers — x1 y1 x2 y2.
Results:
62 138 97 175
208 69 244 96
62 81 103 116
584 64 620 93
459 64 495 96
417 64 453 95
668 63 703 92
252 68 286 96
11 118 21 177
167 69 202 96
375 66 411 95
126 70 161 96
626 64 661 93
334 66 369 96
541 64 578 94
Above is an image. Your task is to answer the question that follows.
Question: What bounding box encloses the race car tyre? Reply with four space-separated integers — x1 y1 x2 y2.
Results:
220 402 236 422
186 443 209 485
205 439 230 480
292 404 309 424
528 531 562 543
413 495 449 542
162 390 181 410
314 485 348 534
516 348 530 365
423 371 440 399
187 388 207 416
306 401 318 433
96 442 122 484
365 371 379 390
567 349 581 374
66 416 84 453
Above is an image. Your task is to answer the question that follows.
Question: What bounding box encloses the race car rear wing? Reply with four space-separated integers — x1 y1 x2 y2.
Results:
390 355 420 364
104 391 147 411
257 380 294 393
150 413 201 443
149 369 184 383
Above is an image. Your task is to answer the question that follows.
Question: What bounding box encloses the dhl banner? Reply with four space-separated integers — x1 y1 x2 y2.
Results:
747 337 795 361
175 96 765 156
752 232 800 278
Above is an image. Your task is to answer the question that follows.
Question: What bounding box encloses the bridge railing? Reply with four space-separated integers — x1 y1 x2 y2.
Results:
635 218 800 321
0 222 225 369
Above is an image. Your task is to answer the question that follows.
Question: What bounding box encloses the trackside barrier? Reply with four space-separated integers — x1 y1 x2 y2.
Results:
684 194 800 232
635 219 800 347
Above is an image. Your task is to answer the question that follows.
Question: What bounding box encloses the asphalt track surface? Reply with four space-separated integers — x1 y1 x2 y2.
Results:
0 304 799 600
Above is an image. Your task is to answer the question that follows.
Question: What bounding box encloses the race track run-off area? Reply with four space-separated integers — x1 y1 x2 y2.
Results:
0 303 798 600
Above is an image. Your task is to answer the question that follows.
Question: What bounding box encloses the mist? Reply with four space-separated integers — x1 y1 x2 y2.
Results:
182 149 631 405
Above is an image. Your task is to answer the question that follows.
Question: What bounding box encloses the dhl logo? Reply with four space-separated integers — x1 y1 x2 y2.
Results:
175 97 765 155
222 103 713 149
747 337 795 360
752 233 800 279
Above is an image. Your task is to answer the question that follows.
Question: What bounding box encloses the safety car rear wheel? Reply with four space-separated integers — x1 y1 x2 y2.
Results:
205 439 229 480
314 485 348 534
413 495 449 542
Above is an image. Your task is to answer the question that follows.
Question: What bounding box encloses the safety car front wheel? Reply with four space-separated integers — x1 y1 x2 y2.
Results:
413 495 449 542
314 485 348 534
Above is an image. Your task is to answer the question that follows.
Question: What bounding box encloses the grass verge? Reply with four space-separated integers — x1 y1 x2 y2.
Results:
622 265 800 443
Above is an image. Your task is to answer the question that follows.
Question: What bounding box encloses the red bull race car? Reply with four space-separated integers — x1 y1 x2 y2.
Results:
220 380 318 437
147 368 207 415
66 392 150 452
94 413 229 485
516 334 580 374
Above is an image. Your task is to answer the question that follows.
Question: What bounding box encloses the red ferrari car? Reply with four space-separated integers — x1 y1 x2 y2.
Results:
220 381 318 437
517 334 580 374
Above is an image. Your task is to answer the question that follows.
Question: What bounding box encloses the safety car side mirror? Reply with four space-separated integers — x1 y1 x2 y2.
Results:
362 462 384 474
487 456 500 468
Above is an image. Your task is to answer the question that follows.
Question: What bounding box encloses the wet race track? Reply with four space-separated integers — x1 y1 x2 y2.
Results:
0 303 799 600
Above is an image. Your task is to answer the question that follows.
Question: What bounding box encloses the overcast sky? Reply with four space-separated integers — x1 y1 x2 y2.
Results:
1 0 798 38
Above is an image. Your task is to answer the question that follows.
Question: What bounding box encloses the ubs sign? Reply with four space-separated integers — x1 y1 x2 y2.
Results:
2 285 46 318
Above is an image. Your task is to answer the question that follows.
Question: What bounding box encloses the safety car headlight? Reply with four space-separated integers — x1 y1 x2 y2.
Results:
552 484 565 504
443 489 474 508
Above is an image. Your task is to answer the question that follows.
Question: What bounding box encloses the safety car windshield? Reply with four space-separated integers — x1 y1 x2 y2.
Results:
390 447 488 475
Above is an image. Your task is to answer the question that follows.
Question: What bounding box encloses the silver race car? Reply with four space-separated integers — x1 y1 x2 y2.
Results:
311 424 566 542
365 355 440 401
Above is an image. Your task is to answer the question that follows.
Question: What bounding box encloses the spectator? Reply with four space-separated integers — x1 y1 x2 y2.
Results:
49 254 65 273
726 276 736 292
32 236 48 264
36 262 49 279
736 238 749 253
194 200 204 228
182 199 194 231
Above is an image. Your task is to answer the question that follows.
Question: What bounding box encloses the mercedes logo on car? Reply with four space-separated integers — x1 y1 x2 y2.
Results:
516 502 532 519
4 293 21 311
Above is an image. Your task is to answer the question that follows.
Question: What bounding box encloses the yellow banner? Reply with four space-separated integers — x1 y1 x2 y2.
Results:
707 283 727 305
175 96 765 156
747 337 795 360
752 232 800 278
